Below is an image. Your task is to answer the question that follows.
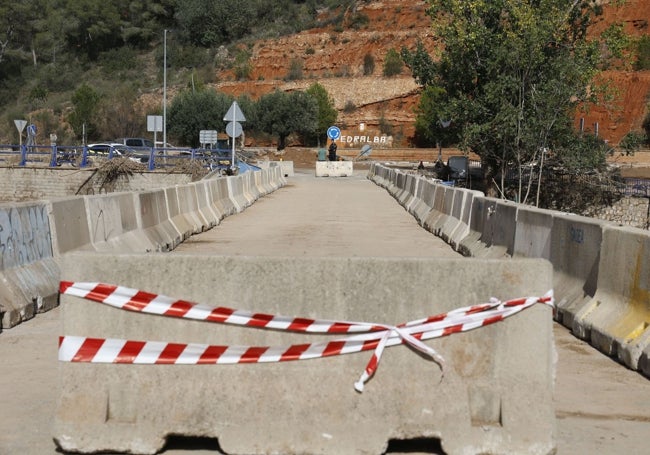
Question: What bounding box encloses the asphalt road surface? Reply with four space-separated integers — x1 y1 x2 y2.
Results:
1 168 649 454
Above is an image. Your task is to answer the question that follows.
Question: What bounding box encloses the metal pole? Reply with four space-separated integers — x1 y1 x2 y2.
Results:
231 102 236 173
163 29 167 149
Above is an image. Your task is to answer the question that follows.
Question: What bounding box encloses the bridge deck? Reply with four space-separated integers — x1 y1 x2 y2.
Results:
0 169 648 454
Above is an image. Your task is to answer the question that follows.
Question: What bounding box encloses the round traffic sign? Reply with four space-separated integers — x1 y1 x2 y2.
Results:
226 121 243 138
327 126 341 140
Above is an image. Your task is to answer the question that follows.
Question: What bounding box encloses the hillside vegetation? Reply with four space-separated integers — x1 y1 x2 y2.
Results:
1 0 649 148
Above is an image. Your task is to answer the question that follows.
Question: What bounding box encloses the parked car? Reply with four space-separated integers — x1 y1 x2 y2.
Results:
86 143 146 163
113 137 155 149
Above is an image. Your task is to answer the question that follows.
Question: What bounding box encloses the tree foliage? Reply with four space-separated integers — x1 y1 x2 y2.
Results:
305 82 337 146
68 83 101 140
403 0 623 202
167 88 234 148
382 48 403 77
256 90 317 150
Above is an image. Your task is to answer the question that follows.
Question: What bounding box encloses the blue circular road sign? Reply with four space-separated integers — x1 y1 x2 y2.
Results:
327 126 341 140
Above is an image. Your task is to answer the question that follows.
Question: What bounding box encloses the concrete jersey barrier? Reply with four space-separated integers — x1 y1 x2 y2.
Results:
367 163 650 380
56 253 556 455
0 169 287 329
0 202 59 328
576 225 650 372
84 192 156 253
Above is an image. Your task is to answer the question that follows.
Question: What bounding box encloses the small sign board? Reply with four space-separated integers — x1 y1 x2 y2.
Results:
147 115 163 132
199 130 219 144
327 125 341 140
225 121 243 138
14 119 27 134
224 101 246 123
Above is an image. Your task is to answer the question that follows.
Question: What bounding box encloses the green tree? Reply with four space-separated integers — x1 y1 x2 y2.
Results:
62 1 123 60
0 1 39 67
167 88 234 147
68 83 101 141
404 0 622 203
256 89 317 150
175 0 255 47
96 84 143 140
305 82 337 146
382 48 403 77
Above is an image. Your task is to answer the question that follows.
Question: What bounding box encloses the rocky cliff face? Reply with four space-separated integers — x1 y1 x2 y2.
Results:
215 0 650 148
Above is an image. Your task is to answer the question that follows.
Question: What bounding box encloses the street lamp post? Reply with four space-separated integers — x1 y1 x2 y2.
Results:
163 29 168 149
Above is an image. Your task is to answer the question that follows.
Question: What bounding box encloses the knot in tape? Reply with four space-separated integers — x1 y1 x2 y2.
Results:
59 282 554 392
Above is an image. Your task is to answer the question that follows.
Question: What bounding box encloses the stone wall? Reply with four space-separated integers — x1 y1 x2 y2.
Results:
584 195 650 230
0 167 194 202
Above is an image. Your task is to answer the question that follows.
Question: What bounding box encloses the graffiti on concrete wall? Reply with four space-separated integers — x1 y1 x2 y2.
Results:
0 205 53 270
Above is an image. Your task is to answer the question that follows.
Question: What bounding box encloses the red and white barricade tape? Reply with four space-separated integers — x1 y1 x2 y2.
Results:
59 281 554 392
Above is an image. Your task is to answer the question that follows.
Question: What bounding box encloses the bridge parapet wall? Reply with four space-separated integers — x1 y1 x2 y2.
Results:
369 164 650 379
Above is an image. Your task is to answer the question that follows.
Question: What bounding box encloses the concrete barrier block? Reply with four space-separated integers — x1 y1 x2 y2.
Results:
85 193 156 253
56 254 555 455
549 214 605 336
423 185 455 236
252 171 267 196
137 190 182 252
386 168 401 196
49 197 92 254
188 181 220 228
457 195 493 257
247 171 262 201
439 188 482 250
226 176 250 212
422 184 447 234
398 174 418 207
481 200 517 258
175 184 209 234
513 206 555 259
257 160 294 178
410 179 436 223
315 161 353 177
579 225 650 372
640 344 650 377
207 178 236 219
164 187 194 241
239 172 257 205
0 203 59 327
277 160 294 177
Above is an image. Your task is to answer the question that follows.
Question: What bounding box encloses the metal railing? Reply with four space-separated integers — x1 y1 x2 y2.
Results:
0 144 235 172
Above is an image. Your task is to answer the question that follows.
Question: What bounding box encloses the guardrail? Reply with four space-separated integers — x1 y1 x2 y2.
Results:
0 144 235 171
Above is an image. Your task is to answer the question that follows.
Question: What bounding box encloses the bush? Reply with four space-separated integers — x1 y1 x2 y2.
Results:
346 12 370 30
643 111 650 143
635 35 650 70
619 131 647 155
363 53 375 75
383 48 403 77
286 58 304 80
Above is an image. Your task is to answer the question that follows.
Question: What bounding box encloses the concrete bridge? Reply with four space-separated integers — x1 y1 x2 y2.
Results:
0 163 649 454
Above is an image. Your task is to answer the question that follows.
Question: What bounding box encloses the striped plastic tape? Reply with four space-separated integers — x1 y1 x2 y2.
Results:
58 281 554 392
